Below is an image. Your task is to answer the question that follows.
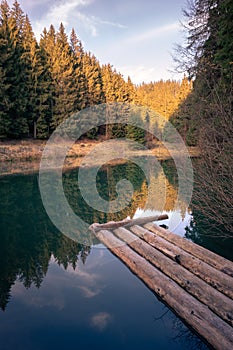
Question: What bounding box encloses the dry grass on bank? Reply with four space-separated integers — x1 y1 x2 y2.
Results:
0 139 200 176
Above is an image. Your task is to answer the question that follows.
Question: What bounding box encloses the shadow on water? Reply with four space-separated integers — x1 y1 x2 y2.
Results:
0 157 229 349
0 159 154 310
0 174 90 311
0 158 232 304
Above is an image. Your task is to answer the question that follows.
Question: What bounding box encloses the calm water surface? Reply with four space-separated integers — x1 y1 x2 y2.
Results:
0 158 231 350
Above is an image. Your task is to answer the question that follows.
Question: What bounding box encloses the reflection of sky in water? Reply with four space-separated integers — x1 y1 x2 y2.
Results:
134 208 192 236
0 161 209 350
0 248 206 350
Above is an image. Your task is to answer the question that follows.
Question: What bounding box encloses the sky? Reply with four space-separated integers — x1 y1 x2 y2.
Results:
6 0 188 84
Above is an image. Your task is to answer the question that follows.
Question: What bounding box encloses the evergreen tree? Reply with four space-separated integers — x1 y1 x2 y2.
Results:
70 28 88 111
136 79 192 120
102 63 116 103
0 0 188 143
102 64 131 104
39 25 56 134
101 64 132 138
126 112 146 145
0 7 10 138
173 0 233 233
81 52 105 138
40 24 77 130
51 23 77 128
34 43 52 139
214 0 233 71
0 0 29 137
126 76 138 104
21 15 50 138
83 52 104 106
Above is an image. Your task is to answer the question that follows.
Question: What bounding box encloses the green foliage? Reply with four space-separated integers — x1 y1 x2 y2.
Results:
214 0 233 74
0 34 10 138
0 0 195 146
126 112 146 145
0 173 91 310
0 1 27 137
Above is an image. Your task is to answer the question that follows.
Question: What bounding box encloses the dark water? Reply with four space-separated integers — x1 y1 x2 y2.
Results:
0 158 231 350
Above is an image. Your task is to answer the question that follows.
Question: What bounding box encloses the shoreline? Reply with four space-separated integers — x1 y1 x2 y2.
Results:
0 139 200 177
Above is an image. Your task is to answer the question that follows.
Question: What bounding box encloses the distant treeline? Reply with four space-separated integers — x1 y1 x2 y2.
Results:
0 0 192 140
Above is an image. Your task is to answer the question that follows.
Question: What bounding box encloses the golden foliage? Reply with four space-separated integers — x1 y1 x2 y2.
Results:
136 77 192 119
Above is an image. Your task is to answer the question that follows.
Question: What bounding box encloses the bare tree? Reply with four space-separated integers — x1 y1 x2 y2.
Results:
191 70 233 234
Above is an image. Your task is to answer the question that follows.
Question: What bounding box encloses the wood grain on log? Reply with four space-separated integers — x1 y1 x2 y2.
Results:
114 226 233 326
95 228 233 350
144 222 233 277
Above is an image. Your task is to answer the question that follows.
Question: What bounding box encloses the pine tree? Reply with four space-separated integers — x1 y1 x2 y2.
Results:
51 23 77 128
126 111 146 145
101 64 132 138
214 0 233 72
0 2 11 138
0 31 10 138
81 52 105 138
126 76 137 104
173 0 233 232
0 0 29 138
136 79 191 121
39 25 56 134
70 28 88 111
83 52 104 106
40 24 77 130
101 63 116 103
102 64 130 104
20 15 50 138
34 42 52 139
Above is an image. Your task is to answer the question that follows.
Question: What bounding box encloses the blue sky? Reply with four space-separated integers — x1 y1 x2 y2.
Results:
7 0 187 84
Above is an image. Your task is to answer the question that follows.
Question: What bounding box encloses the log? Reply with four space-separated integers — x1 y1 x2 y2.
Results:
144 222 233 277
131 224 233 300
94 228 233 350
90 214 168 232
114 226 233 326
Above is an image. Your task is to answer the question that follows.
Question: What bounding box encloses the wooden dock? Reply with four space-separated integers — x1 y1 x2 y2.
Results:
90 215 233 350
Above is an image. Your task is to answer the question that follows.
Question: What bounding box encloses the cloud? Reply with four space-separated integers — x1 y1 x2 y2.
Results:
119 65 157 84
66 265 100 284
23 0 49 8
48 0 90 22
32 0 126 40
33 0 92 38
118 61 181 84
78 285 101 298
7 0 48 7
90 16 127 29
12 281 65 310
90 312 113 331
126 22 180 44
65 260 105 298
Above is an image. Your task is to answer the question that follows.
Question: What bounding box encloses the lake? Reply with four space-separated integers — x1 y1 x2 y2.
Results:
0 157 231 350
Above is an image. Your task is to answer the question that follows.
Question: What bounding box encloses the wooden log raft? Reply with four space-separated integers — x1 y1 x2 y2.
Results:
90 214 169 232
90 216 233 350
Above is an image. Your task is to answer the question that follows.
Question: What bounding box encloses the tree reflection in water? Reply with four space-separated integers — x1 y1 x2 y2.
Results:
0 159 215 349
1 156 226 317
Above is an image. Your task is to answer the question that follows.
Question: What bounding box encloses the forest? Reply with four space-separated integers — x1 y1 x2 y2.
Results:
0 0 232 234
0 0 192 140
173 0 233 235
